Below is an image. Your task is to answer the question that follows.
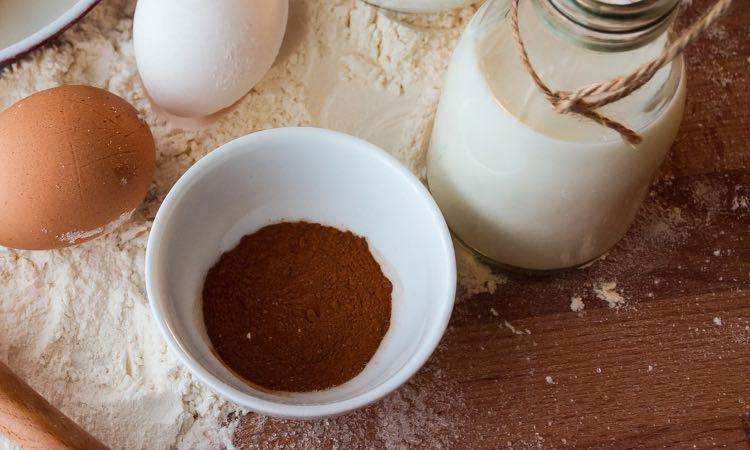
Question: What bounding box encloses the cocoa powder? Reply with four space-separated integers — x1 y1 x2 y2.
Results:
202 221 392 392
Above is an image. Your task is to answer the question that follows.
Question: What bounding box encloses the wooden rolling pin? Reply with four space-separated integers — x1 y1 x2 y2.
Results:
0 361 108 450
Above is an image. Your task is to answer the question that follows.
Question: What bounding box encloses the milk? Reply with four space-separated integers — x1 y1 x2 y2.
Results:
427 0 686 271
364 0 476 13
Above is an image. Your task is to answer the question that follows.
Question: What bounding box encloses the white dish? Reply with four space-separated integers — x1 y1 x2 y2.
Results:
0 0 100 67
145 127 456 418
362 0 477 14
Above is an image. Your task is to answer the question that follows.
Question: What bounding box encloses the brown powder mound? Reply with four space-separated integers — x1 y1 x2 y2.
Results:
202 221 392 392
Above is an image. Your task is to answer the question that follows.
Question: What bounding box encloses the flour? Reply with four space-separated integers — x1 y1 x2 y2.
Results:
234 363 468 449
593 281 626 308
503 320 530 336
731 194 749 211
570 296 585 312
56 209 135 244
455 244 507 302
0 0 476 448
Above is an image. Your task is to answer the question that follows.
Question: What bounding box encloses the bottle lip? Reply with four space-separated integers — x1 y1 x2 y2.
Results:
549 0 679 34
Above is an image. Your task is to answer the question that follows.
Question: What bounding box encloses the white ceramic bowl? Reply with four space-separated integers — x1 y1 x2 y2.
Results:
0 0 100 67
361 0 477 14
146 127 456 418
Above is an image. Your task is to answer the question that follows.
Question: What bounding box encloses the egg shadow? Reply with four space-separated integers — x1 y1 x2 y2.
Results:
275 0 308 66
141 82 229 130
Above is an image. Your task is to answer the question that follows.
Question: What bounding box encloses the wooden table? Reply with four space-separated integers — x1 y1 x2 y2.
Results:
235 1 750 447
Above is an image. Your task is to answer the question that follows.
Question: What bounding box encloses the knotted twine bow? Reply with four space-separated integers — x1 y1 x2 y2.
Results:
509 0 734 145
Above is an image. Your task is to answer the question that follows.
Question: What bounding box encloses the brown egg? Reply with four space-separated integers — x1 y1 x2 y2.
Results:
0 85 156 250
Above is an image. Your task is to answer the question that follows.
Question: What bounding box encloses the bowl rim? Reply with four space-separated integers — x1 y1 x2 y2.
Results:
145 127 456 418
0 0 101 69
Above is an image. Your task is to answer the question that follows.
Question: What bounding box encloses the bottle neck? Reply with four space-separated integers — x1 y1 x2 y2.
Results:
534 0 680 51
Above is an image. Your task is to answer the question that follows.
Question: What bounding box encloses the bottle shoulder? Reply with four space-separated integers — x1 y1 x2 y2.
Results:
466 0 685 143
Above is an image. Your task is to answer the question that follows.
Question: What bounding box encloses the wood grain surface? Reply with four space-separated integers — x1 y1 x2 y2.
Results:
235 0 750 447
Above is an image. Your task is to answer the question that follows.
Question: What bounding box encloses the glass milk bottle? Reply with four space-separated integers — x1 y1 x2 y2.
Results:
427 0 686 271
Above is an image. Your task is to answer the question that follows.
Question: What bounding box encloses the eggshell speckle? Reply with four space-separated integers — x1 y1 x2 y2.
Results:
0 85 156 250
133 0 288 118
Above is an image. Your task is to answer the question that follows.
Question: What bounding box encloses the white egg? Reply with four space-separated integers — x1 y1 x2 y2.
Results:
133 0 288 118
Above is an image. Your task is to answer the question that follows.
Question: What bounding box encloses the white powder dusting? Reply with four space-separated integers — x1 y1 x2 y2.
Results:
570 296 585 312
234 363 468 449
731 195 749 211
636 203 688 247
0 0 477 448
503 320 530 336
729 322 750 345
593 281 626 309
455 244 507 302
57 209 135 244
0 441 17 450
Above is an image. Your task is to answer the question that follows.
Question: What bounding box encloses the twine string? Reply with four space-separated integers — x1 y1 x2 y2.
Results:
509 0 734 145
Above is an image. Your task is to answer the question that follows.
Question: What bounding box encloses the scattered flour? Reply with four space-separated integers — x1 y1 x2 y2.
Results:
593 281 626 309
234 364 468 449
731 195 749 211
56 209 135 244
570 296 585 312
0 0 477 448
503 320 530 336
455 243 507 302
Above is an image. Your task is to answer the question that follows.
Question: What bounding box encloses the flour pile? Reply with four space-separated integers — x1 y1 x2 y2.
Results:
0 1 484 448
